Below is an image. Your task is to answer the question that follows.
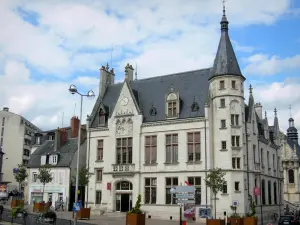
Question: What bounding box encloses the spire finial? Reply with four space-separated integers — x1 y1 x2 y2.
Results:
222 0 226 16
289 104 292 118
274 108 277 117
265 111 267 119
249 84 253 95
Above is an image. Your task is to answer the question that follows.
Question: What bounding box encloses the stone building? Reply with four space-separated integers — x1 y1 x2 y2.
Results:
84 7 283 224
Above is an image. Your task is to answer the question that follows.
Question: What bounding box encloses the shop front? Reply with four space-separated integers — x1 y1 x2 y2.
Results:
29 186 67 207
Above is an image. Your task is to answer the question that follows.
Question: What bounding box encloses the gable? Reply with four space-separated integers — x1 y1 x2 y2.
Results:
90 68 211 127
111 80 141 118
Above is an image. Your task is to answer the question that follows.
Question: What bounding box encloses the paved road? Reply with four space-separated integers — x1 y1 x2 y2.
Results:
1 204 205 225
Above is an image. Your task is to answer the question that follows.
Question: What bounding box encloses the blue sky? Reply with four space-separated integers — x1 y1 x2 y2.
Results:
0 0 299 131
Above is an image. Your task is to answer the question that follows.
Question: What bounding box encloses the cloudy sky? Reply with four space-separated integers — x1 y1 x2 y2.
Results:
0 0 299 132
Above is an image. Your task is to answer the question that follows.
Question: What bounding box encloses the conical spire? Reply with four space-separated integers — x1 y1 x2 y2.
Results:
287 105 298 143
209 4 244 80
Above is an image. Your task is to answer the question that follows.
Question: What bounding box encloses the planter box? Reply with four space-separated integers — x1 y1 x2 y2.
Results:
33 203 49 213
207 219 226 225
11 200 24 208
243 217 257 225
72 208 91 220
126 213 145 225
228 217 243 225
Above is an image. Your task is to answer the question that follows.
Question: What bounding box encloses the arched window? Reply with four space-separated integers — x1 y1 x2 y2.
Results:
166 92 179 118
268 180 272 205
274 182 277 204
261 179 266 205
288 169 295 184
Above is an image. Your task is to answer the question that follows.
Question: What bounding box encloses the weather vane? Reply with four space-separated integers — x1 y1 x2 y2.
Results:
222 0 226 14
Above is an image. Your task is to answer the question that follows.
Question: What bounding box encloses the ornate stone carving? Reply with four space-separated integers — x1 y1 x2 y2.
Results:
116 108 134 117
116 118 133 137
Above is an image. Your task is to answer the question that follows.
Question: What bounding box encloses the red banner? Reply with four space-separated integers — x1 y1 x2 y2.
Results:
254 187 260 196
107 182 111 191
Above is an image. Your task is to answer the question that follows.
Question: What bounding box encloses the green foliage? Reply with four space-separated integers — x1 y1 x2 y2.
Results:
128 194 142 214
11 206 26 219
204 168 226 195
13 164 28 190
246 197 257 217
38 165 53 185
37 165 53 198
72 167 91 187
230 205 239 217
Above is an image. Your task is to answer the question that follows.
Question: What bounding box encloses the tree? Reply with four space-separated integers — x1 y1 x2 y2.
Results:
72 167 91 202
13 164 28 192
204 168 226 219
37 165 53 201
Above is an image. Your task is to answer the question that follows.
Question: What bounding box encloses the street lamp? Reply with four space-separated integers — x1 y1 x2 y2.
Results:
170 188 182 225
68 84 95 225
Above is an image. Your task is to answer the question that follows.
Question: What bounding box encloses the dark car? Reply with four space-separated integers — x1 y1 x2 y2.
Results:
278 215 299 225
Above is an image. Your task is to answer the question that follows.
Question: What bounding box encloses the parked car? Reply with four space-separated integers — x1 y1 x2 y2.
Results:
278 215 300 225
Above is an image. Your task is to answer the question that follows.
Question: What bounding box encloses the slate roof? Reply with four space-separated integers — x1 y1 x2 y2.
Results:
209 10 244 80
27 138 78 168
90 68 211 127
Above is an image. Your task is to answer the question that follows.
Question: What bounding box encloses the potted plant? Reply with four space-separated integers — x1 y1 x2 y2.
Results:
11 206 27 223
44 211 57 223
205 168 226 225
126 194 145 225
34 165 53 212
227 205 243 225
12 164 28 208
243 197 258 225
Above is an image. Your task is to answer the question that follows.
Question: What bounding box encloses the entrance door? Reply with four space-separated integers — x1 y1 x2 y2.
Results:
121 194 129 212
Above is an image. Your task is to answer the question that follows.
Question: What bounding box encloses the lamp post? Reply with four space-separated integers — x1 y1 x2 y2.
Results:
69 84 95 225
170 187 182 225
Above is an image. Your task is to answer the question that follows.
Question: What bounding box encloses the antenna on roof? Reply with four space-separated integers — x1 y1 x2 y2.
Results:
135 63 138 80
73 103 76 117
62 112 64 128
110 44 114 68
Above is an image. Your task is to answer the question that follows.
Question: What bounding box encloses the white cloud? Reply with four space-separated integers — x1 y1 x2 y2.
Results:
0 0 297 130
0 60 98 130
244 54 300 75
249 80 300 132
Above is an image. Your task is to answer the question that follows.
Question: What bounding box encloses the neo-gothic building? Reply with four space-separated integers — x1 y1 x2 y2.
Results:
281 116 300 212
85 8 283 223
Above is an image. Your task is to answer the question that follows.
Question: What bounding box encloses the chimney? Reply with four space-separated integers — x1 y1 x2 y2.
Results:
254 103 262 119
3 107 9 112
125 63 134 82
55 128 68 151
99 64 115 97
71 116 80 138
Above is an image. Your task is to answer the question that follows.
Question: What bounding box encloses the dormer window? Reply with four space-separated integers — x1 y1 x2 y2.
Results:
98 108 106 126
52 155 58 164
191 98 199 112
41 155 46 165
49 135 54 140
36 136 41 145
166 92 179 118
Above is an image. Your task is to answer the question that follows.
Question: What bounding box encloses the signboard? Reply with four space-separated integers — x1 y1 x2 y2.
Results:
232 200 239 207
175 186 196 193
107 182 111 191
176 193 195 199
73 202 81 212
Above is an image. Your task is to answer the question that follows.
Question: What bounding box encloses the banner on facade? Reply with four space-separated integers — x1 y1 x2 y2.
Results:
254 187 260 196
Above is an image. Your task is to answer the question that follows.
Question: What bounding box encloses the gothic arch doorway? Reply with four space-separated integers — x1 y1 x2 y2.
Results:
115 181 133 212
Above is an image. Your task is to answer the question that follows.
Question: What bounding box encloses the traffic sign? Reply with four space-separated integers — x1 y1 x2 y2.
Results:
175 186 195 193
177 199 195 204
176 193 195 199
72 202 81 212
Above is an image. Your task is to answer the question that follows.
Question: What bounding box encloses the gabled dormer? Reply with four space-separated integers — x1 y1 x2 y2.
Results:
47 132 55 140
97 105 109 127
49 153 59 165
165 85 180 119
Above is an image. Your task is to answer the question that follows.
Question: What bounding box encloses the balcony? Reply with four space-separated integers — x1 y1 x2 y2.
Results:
111 164 135 177
24 134 31 141
23 144 31 151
